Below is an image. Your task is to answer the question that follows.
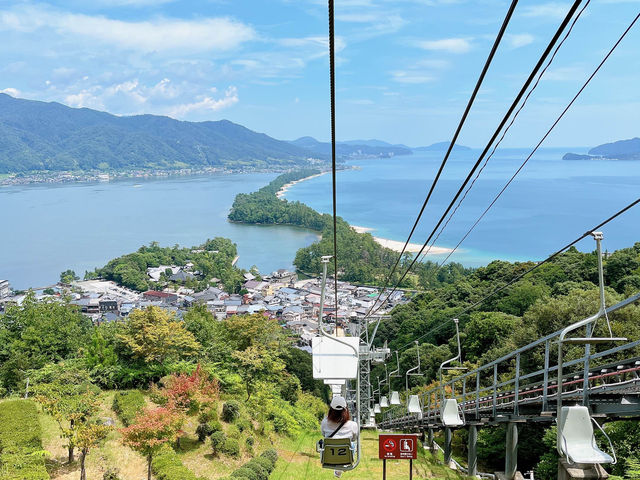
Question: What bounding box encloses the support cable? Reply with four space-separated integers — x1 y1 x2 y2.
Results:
328 0 340 316
395 197 640 351
364 0 520 318
418 0 591 264
432 8 640 270
367 0 583 317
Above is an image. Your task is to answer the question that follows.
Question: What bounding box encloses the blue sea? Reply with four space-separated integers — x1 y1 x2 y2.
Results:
2 148 639 289
285 148 640 267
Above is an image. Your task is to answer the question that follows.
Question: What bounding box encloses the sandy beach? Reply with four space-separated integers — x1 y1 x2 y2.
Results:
351 225 452 255
276 171 329 199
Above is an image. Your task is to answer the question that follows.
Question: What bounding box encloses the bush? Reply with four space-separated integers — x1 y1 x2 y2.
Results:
261 448 278 466
245 436 255 447
231 468 257 480
198 406 218 424
196 423 213 442
222 401 240 422
245 461 268 480
254 456 274 474
151 445 205 480
103 468 121 480
112 390 145 426
226 424 241 439
210 431 226 455
0 399 50 480
222 438 240 458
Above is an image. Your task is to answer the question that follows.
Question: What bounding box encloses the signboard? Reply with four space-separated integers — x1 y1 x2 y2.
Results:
378 434 418 460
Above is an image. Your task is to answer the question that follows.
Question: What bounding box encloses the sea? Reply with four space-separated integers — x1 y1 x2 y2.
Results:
2 148 639 290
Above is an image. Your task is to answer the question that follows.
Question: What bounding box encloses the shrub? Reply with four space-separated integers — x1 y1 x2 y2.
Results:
112 390 145 426
210 431 226 455
231 468 257 480
254 456 274 474
226 424 241 439
261 448 278 466
222 437 240 457
0 399 50 480
196 423 213 442
245 461 268 480
245 436 255 447
208 420 223 433
198 406 218 424
103 468 121 480
222 401 240 422
151 444 205 480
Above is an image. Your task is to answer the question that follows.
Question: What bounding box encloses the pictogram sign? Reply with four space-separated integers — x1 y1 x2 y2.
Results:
378 434 418 460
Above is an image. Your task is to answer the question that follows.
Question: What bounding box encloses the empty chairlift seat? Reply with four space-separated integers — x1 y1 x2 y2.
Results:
390 391 401 405
380 396 389 408
440 399 464 427
407 395 421 414
558 406 615 464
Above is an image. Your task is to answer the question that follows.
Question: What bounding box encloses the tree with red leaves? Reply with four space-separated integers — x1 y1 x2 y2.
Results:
120 407 183 480
163 364 220 415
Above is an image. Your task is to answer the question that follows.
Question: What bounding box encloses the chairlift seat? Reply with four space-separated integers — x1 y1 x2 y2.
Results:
380 396 389 408
440 399 464 427
407 395 421 414
390 391 401 405
558 406 614 464
317 438 355 469
374 403 382 414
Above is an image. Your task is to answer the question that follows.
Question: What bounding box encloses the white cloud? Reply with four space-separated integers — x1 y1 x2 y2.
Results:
0 87 20 96
522 3 571 19
416 37 471 53
0 5 256 53
168 87 239 117
392 71 434 84
507 33 534 49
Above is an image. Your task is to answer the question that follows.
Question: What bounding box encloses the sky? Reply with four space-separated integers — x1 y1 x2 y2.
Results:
0 0 639 148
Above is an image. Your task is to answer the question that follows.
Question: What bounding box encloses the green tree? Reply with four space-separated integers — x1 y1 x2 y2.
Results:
118 306 200 364
60 269 79 284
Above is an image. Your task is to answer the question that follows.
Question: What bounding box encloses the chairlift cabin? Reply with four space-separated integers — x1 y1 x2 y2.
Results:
556 233 624 465
438 318 466 427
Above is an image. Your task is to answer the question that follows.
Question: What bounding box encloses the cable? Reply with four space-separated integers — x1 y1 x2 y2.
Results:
434 9 640 270
328 0 340 316
395 197 640 351
366 0 520 315
419 0 591 264
368 0 583 316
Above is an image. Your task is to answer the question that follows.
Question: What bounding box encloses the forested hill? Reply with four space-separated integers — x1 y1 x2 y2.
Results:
563 137 640 160
0 93 320 173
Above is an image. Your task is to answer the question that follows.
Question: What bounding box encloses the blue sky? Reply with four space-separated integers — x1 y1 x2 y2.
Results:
0 0 638 147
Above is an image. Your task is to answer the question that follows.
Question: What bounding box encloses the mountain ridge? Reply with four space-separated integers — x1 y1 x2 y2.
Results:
0 94 320 173
563 137 640 161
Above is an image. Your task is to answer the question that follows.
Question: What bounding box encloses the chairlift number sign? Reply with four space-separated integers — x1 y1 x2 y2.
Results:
378 434 418 460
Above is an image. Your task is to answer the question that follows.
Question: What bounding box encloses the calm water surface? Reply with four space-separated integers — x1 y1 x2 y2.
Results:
3 149 639 289
1 173 319 289
285 149 640 266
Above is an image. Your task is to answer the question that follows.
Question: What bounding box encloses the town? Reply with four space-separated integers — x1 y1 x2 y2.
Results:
0 268 408 349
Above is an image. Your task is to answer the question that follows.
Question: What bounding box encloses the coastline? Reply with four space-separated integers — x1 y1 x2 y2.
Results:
276 171 329 198
352 225 453 255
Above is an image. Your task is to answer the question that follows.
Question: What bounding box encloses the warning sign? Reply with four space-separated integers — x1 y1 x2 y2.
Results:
378 434 418 459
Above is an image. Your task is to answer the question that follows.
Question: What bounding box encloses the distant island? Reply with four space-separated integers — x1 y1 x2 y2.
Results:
414 141 471 152
289 136 412 159
563 137 640 161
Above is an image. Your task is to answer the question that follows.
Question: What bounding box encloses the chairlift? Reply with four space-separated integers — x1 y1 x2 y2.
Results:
406 340 424 415
438 318 466 427
313 256 361 471
389 351 402 405
556 233 625 465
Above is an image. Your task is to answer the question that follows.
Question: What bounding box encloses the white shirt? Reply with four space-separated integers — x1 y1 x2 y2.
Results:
321 417 359 440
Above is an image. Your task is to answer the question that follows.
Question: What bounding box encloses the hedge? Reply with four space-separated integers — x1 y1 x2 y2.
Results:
112 390 145 426
152 445 206 480
0 399 50 480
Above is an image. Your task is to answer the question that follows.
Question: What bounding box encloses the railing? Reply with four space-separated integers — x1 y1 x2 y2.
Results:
381 292 640 429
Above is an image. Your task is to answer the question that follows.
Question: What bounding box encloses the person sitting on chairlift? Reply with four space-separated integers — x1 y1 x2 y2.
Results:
320 396 359 477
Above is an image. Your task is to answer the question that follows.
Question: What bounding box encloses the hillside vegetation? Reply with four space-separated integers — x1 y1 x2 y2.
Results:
0 94 318 173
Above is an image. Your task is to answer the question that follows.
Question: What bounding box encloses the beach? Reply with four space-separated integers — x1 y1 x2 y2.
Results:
351 225 453 255
276 171 329 198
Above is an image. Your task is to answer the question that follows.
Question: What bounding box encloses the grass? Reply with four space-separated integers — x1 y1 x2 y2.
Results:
33 391 471 480
270 430 471 480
